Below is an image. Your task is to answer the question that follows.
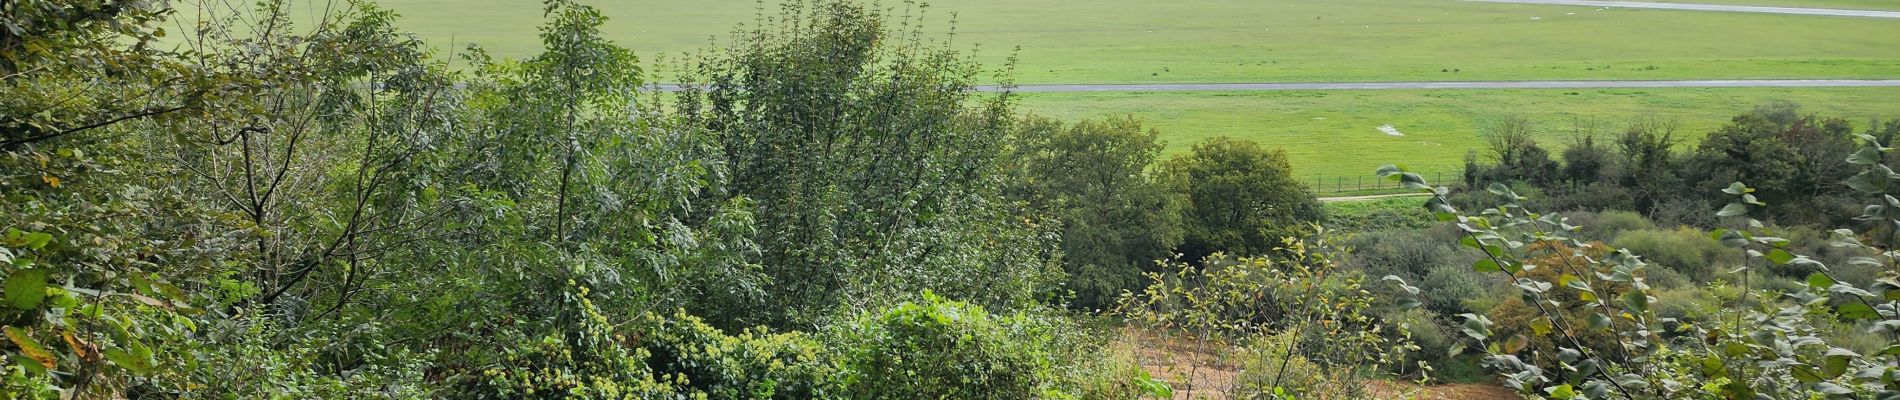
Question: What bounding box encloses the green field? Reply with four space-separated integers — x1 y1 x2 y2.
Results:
1016 87 1900 181
1652 0 1900 10
344 0 1900 84
277 0 1900 180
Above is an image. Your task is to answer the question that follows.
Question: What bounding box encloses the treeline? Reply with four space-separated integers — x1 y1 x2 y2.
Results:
0 0 1328 397
1462 103 1900 227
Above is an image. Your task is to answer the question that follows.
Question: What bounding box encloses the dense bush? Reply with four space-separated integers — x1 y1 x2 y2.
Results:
0 0 1124 396
1346 229 1493 315
835 291 1065 399
671 0 1058 326
1007 116 1185 310
1610 227 1735 282
1464 105 1878 227
1380 159 1900 399
1164 137 1323 261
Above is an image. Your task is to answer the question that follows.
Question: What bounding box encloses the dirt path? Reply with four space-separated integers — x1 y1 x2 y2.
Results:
1126 329 1518 400
1466 0 1900 18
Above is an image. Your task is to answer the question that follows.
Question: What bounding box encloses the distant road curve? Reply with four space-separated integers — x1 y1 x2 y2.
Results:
967 79 1900 93
1465 0 1900 18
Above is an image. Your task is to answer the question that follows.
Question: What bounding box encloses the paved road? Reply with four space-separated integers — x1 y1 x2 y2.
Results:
967 79 1900 93
1465 0 1900 18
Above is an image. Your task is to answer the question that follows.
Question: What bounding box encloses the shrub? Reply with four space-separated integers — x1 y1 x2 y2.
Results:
639 311 843 399
1651 286 1718 324
835 292 1063 399
1611 227 1734 281
1164 137 1322 260
1231 331 1326 396
1563 209 1656 242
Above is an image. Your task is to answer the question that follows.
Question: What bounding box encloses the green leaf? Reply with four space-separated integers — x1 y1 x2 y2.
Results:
1717 203 1749 217
1623 290 1649 314
1545 384 1577 400
21 232 52 250
1807 272 1836 290
1766 249 1795 265
1838 302 1879 319
1846 170 1889 194
5 268 48 309
1473 258 1501 273
1849 146 1883 165
1822 348 1857 378
1722 182 1753 195
1715 228 1749 247
1457 313 1492 340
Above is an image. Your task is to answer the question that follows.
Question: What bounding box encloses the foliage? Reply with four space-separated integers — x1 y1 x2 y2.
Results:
1007 115 1185 310
1231 331 1327 397
667 0 1057 326
1117 236 1414 398
1464 105 1875 227
834 291 1065 399
1324 197 1436 233
1380 152 1900 398
1610 227 1737 283
1164 137 1322 261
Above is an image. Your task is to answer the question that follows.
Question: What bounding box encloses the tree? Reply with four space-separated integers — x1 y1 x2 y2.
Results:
1165 137 1321 261
1007 115 1183 309
669 0 1056 327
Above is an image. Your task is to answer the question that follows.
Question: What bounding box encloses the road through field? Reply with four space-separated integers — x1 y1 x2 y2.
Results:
1465 0 1900 18
967 79 1900 92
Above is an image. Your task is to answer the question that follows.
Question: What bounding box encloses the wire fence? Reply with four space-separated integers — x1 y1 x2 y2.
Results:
1305 170 1463 194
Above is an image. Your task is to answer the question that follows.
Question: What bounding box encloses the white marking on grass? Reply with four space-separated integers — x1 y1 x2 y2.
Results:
1378 124 1404 136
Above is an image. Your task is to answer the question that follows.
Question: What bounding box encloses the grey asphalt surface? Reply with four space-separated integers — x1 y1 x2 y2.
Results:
653 80 1900 92
1465 0 1900 18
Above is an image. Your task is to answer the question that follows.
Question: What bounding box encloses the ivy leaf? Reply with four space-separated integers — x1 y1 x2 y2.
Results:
4 326 55 370
5 268 48 309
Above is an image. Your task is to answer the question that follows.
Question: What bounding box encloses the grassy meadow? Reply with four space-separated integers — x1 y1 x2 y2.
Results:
1016 87 1900 181
249 0 1900 182
342 0 1900 83
1650 0 1900 10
